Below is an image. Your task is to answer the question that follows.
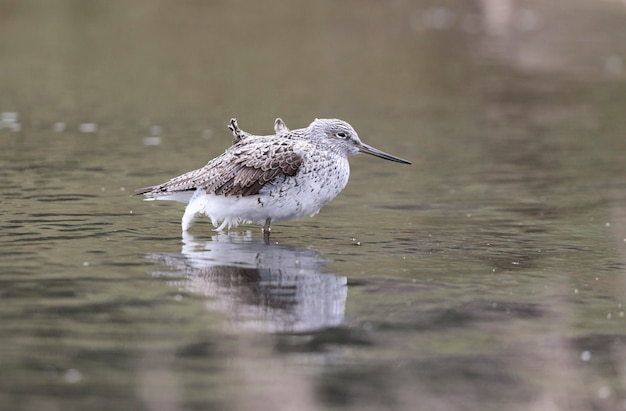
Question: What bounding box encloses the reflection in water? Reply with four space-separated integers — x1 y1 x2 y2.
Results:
148 232 347 333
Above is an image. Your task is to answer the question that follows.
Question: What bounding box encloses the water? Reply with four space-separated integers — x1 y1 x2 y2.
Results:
2 0 626 410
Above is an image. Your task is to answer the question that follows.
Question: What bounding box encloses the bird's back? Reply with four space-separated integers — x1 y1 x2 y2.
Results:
138 133 308 202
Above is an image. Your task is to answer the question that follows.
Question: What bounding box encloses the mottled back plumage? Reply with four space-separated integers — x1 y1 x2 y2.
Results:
138 120 303 199
197 139 302 196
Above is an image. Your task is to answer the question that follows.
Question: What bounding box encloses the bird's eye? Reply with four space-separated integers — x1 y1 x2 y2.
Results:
336 132 347 138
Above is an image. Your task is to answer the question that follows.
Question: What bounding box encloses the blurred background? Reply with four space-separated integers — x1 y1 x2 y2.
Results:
1 0 626 410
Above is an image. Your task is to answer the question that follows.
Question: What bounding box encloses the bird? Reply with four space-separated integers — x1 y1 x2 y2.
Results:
136 118 411 242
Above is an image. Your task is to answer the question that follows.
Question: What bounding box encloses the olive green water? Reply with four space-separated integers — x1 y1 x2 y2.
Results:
2 1 626 410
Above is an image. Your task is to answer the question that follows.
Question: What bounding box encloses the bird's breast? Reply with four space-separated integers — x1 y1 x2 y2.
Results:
253 154 350 221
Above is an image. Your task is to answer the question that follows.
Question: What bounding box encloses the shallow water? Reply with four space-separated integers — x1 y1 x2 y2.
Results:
2 0 626 410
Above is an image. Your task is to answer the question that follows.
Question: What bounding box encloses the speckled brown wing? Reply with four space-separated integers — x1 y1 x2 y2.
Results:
137 137 303 198
135 166 209 197
199 139 303 196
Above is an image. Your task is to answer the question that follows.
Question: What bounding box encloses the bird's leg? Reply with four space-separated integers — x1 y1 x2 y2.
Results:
262 218 272 244
181 205 197 233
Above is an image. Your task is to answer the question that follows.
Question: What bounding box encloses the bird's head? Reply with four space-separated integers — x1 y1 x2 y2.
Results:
308 118 411 164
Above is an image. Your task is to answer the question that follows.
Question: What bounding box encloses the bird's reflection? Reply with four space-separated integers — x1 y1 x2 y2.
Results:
148 232 347 333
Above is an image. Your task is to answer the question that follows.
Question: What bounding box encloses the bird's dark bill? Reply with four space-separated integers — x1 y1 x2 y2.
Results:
358 143 412 164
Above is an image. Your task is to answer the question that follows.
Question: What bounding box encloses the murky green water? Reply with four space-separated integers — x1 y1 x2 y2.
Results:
2 0 626 410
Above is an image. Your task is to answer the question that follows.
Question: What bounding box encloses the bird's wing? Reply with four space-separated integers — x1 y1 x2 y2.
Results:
196 139 303 196
137 137 303 198
135 166 212 197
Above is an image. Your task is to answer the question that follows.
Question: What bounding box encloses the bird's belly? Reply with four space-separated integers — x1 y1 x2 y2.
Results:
191 160 350 227
260 167 349 222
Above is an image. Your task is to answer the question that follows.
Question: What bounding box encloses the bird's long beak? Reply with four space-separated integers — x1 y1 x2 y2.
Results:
358 143 412 164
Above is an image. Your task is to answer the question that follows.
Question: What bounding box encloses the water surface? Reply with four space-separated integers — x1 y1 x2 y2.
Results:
2 0 626 410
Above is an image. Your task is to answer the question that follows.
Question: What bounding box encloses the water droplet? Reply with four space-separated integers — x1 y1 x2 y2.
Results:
142 136 162 146
1 112 18 122
64 369 83 384
79 123 98 133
